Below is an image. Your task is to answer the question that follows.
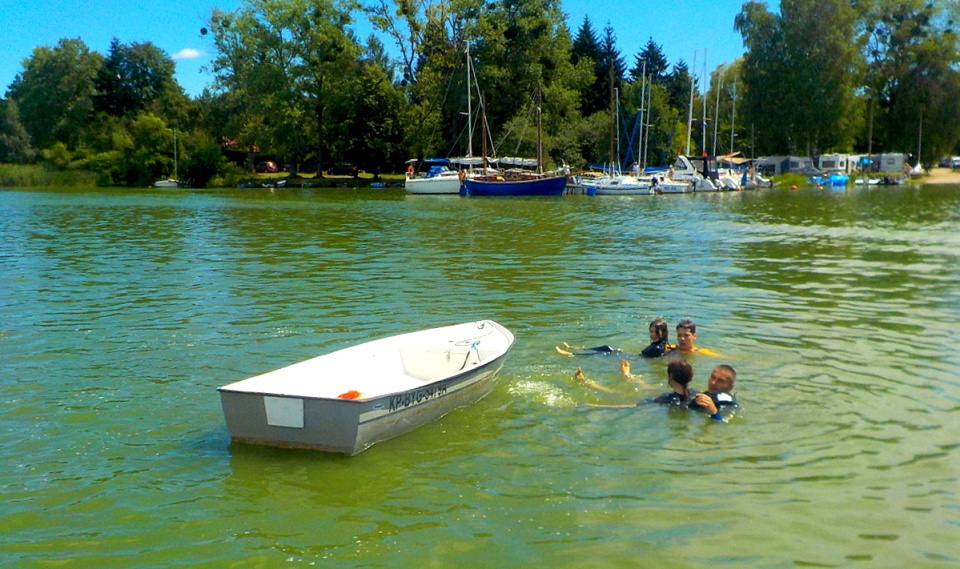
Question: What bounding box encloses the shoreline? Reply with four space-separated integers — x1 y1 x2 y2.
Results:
918 167 960 185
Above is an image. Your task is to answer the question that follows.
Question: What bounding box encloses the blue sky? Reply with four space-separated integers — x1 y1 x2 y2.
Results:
1 1 767 99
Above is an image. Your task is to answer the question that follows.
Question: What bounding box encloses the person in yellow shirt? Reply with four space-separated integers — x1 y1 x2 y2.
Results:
667 319 720 357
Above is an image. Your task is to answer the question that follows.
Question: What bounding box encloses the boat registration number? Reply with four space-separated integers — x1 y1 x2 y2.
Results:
388 382 449 412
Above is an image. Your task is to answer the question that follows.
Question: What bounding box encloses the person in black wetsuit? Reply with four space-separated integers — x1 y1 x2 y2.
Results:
689 364 739 421
557 318 674 358
650 359 696 406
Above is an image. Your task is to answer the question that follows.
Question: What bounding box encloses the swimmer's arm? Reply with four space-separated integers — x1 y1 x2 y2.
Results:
694 393 724 421
573 368 619 394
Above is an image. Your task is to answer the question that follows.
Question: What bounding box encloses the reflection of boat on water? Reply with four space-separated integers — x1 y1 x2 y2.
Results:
219 320 515 456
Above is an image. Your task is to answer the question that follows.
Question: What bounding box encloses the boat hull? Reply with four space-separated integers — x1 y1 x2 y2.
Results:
218 320 514 455
404 175 462 194
594 186 653 195
461 175 567 196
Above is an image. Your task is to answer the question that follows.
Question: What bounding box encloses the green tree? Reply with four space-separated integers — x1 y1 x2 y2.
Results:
663 60 694 117
631 38 669 84
736 0 861 155
94 38 181 118
599 23 626 87
368 0 463 161
339 38 407 176
735 2 783 155
124 113 171 186
571 16 604 115
0 99 36 163
704 61 746 156
468 0 585 167
861 0 960 164
208 0 362 173
6 38 102 152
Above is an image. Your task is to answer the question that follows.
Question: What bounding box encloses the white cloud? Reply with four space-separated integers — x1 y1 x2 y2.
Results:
172 48 203 60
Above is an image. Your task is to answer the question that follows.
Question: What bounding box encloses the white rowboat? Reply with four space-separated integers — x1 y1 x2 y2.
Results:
219 320 515 455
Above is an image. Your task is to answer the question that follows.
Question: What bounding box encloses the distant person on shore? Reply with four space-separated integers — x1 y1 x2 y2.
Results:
689 364 739 421
556 318 675 358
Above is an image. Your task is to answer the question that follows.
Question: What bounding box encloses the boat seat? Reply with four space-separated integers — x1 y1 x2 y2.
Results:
399 346 482 382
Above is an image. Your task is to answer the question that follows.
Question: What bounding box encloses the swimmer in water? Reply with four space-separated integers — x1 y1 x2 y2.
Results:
689 364 739 421
557 318 675 358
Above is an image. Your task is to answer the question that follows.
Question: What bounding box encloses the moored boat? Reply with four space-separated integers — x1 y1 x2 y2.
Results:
809 172 850 187
593 175 653 195
670 155 742 191
218 320 515 455
461 172 567 196
404 161 462 195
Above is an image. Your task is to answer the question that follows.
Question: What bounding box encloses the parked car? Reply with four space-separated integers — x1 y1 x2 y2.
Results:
255 161 279 173
327 163 359 176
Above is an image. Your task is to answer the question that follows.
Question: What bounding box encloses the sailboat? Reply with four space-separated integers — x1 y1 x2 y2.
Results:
593 80 653 196
406 45 481 195
460 87 568 196
154 128 181 188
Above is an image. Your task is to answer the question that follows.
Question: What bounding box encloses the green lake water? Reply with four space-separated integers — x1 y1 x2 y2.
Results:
1 184 958 568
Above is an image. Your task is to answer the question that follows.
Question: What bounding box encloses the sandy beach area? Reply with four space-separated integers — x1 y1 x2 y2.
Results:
918 167 960 185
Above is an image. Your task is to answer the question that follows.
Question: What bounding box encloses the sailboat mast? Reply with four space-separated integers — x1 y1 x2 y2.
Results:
643 77 652 170
481 94 488 172
609 60 615 174
466 43 473 158
685 50 696 155
701 49 707 154
712 73 720 156
638 61 647 174
173 128 178 181
537 86 543 174
730 77 737 154
615 88 621 174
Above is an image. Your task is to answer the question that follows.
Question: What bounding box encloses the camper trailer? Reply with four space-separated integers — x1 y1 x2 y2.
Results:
877 153 907 173
818 154 853 174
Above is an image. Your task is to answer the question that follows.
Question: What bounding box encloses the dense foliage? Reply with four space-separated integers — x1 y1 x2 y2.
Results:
2 0 959 186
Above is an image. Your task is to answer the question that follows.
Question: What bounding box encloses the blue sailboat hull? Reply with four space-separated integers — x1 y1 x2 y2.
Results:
461 176 567 196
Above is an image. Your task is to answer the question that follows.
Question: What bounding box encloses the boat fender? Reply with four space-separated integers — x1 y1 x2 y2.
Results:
338 390 362 399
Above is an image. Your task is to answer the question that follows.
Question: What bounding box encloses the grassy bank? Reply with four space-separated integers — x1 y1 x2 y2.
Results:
0 164 98 187
2 162 406 189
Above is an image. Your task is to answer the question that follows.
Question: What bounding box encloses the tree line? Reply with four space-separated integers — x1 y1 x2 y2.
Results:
2 0 959 187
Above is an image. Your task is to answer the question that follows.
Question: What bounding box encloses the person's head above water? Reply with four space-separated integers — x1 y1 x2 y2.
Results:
649 318 668 343
666 359 694 395
676 319 697 351
707 364 736 394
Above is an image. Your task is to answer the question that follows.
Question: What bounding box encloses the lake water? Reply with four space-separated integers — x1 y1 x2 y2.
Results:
2 184 958 568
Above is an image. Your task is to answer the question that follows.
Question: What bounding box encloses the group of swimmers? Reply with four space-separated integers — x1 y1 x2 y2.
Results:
557 318 739 422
